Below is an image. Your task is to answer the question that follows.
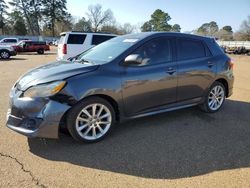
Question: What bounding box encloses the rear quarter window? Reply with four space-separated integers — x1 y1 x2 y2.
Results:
92 35 115 45
177 39 206 60
67 34 87 44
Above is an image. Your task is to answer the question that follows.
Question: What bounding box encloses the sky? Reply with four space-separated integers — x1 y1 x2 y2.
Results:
67 0 250 32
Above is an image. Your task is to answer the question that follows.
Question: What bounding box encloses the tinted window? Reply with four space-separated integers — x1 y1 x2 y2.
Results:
177 39 206 60
67 34 86 44
25 42 32 46
31 41 46 45
92 35 115 45
132 38 172 66
3 39 17 43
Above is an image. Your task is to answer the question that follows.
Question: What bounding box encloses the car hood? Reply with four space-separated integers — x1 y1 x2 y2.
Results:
16 61 99 91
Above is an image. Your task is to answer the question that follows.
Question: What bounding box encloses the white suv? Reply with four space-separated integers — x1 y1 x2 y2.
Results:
57 32 117 60
0 38 19 46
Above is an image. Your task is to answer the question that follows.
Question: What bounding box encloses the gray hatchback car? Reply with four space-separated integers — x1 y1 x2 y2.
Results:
7 32 234 143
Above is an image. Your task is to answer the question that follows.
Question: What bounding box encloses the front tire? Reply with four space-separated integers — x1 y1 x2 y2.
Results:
200 81 226 113
0 50 10 59
67 97 116 143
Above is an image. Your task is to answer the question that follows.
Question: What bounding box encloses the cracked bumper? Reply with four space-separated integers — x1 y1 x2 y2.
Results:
6 89 70 139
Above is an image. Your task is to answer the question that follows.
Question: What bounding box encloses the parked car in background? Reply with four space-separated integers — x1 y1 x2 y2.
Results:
0 38 19 46
57 31 117 60
225 46 249 55
53 40 58 46
6 32 234 143
0 45 17 59
13 40 50 54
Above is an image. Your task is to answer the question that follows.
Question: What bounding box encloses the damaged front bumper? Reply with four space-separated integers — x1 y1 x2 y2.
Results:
6 87 70 138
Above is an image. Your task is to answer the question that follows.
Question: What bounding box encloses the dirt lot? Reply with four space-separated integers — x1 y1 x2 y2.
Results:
0 51 250 187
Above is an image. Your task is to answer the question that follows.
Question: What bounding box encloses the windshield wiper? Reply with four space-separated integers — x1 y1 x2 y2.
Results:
75 58 95 65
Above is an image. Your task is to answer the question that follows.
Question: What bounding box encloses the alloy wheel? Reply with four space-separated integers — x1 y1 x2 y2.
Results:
1 51 10 59
75 103 112 141
208 85 225 111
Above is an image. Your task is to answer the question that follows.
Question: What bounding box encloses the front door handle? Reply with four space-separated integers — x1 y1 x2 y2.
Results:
208 61 214 68
166 67 176 75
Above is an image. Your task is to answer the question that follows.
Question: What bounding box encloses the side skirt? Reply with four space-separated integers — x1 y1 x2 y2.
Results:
121 97 203 121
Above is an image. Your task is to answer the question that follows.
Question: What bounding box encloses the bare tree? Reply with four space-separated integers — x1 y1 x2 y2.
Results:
234 16 250 41
240 15 250 39
87 4 114 32
120 23 135 34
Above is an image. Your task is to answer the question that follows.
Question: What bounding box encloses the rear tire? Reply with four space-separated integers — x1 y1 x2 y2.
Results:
67 97 116 143
37 49 44 54
0 50 10 59
200 81 226 113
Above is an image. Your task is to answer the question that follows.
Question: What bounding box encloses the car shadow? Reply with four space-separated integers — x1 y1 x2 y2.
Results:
18 52 57 56
28 99 250 179
0 57 27 61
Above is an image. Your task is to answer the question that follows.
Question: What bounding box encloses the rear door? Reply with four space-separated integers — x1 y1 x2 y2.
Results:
176 38 216 102
57 33 87 60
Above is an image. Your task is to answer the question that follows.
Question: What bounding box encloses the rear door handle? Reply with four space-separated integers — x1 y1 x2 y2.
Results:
166 67 176 74
208 61 214 68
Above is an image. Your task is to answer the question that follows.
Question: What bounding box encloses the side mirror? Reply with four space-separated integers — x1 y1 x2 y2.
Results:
124 54 143 66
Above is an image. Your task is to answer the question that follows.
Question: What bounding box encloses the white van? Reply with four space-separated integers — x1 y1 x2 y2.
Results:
57 32 117 60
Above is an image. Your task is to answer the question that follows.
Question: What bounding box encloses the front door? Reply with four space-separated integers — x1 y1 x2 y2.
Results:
121 37 178 116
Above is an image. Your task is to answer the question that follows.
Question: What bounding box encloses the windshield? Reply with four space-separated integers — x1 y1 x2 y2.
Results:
76 36 139 64
17 41 25 46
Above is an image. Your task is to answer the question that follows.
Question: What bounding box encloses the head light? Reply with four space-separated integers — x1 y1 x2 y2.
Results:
23 81 66 98
7 46 14 51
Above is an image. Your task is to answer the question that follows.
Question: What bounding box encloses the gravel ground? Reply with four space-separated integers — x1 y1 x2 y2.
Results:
0 51 250 188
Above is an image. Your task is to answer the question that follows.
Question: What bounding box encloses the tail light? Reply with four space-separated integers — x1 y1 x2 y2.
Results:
62 44 67 54
228 59 234 70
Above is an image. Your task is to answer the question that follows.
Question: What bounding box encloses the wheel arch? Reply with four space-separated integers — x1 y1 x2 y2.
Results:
0 49 10 53
83 94 120 122
59 94 120 131
214 78 229 97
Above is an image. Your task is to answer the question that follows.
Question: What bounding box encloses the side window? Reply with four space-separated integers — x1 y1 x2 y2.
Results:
26 42 31 46
177 39 206 60
92 35 115 45
67 34 87 44
4 39 17 43
11 39 17 43
131 38 172 66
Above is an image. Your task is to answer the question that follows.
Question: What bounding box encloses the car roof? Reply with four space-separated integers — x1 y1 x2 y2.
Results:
20 40 32 42
122 32 213 41
60 31 117 36
0 37 18 40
